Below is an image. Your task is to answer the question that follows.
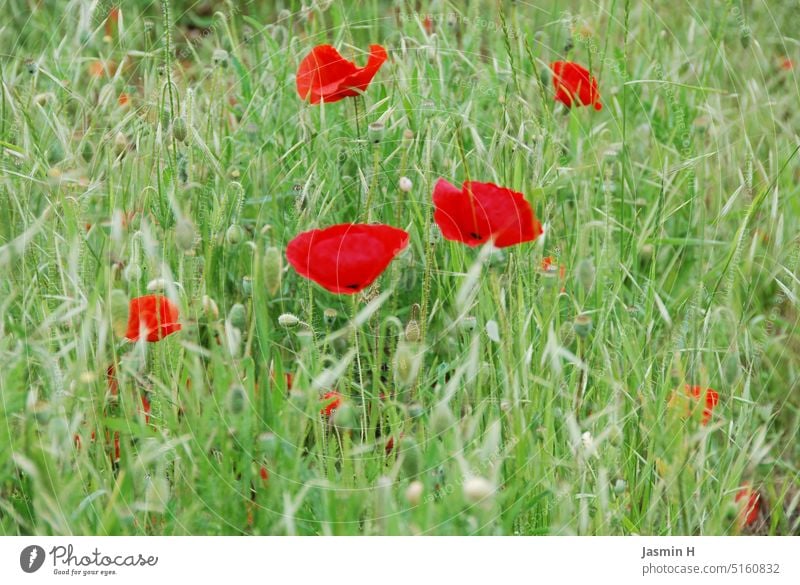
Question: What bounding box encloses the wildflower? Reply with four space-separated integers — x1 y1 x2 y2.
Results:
686 385 719 425
320 391 342 417
432 179 542 248
735 485 761 528
550 61 602 110
296 44 388 104
286 223 409 294
125 295 182 342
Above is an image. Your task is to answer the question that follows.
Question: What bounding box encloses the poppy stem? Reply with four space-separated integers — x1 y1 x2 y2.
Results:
362 145 381 222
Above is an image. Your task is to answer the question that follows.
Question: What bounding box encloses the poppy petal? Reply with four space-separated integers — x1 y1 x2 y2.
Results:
125 294 182 342
343 44 388 94
551 61 602 110
296 45 358 104
433 179 542 248
286 223 409 294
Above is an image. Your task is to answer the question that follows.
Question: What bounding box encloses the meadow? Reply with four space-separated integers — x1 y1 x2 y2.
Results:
0 0 799 536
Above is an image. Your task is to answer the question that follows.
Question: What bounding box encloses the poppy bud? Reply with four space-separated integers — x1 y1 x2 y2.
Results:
228 303 247 331
430 402 455 435
113 131 128 155
539 65 551 86
576 258 595 291
110 289 129 338
241 275 253 298
175 217 196 252
225 224 245 245
463 476 495 507
459 315 477 332
124 262 141 283
278 312 299 328
399 176 413 192
740 26 751 49
399 436 422 478
393 341 420 389
25 59 38 75
262 246 282 296
613 478 627 495
404 319 420 343
202 295 219 320
226 384 247 415
212 48 229 68
573 313 593 338
368 121 385 144
323 308 338 326
405 480 424 506
172 116 188 142
428 223 441 245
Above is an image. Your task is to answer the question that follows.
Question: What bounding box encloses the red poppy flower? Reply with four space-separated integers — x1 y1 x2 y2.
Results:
321 391 342 417
296 44 388 104
686 385 719 425
432 179 543 248
125 295 181 342
287 223 409 294
550 61 602 110
140 393 151 425
735 486 761 528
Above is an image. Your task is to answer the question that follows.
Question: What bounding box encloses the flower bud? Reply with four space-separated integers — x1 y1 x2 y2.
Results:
228 303 247 331
613 478 627 495
405 480 424 506
404 318 420 343
109 289 129 338
278 312 299 328
175 216 196 252
202 295 219 320
225 224 245 245
172 116 188 142
262 246 282 296
399 176 413 192
114 131 128 155
241 275 253 298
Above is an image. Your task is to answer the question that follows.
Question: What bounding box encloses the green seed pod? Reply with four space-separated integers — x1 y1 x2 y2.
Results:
323 308 337 326
172 116 188 142
262 246 282 296
573 313 593 338
225 224 245 245
613 478 627 495
539 65 551 87
368 121 385 144
278 313 299 328
226 384 247 415
110 289 129 338
228 303 247 331
241 276 253 298
175 217 196 252
399 436 422 478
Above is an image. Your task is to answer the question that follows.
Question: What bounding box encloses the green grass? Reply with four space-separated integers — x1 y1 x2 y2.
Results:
0 0 798 535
